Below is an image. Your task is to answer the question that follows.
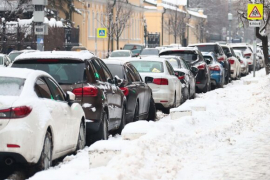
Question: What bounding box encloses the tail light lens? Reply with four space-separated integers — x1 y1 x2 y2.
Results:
72 87 98 97
210 65 220 71
228 59 235 64
153 78 168 85
248 62 252 65
120 87 129 96
178 76 185 80
244 53 251 59
218 57 225 61
240 60 244 64
0 106 32 119
197 64 206 70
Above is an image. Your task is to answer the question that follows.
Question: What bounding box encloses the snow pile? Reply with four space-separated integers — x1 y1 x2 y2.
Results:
30 69 270 180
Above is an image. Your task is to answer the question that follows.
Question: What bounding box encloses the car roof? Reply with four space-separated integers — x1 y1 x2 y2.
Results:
188 42 219 46
160 47 197 54
128 57 167 62
9 50 38 54
230 43 250 47
201 52 215 56
112 50 131 53
0 67 50 79
102 59 129 65
14 51 95 62
124 44 144 46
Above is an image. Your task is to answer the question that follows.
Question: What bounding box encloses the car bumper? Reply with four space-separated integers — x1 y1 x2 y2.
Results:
0 152 28 166
152 88 174 108
211 71 222 85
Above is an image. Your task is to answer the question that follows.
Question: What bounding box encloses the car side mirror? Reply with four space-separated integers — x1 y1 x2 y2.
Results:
191 67 199 76
205 59 211 65
5 61 10 67
114 76 122 86
226 52 232 58
66 91 75 106
145 76 153 83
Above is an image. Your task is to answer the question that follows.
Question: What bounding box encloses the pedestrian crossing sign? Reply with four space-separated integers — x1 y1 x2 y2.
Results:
247 4 263 20
97 28 107 38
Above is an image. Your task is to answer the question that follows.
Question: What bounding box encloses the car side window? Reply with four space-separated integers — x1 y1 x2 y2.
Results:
91 58 105 81
180 59 188 69
98 59 113 81
125 66 136 82
45 77 65 101
219 46 224 55
165 61 175 75
35 78 52 99
230 48 237 57
128 64 141 82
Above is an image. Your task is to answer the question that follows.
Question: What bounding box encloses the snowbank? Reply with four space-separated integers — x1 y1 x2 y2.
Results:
30 69 270 180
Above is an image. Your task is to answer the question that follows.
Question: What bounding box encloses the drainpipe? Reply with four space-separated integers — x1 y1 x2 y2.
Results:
162 8 166 46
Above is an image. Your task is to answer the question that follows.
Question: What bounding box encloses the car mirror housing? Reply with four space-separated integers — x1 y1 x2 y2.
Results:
67 91 75 101
145 76 153 84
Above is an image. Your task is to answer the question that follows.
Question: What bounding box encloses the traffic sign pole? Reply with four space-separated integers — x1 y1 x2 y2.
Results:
253 28 256 77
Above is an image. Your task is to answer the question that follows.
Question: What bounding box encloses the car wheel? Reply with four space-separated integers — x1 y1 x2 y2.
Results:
133 101 139 122
147 96 157 121
36 132 52 171
76 122 86 151
116 106 126 135
97 111 109 140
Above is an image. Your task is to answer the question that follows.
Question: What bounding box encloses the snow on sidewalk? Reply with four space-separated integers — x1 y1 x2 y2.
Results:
29 69 270 180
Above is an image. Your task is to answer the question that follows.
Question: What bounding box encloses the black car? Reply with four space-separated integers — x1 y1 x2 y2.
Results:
104 59 156 122
188 43 231 84
165 56 198 102
12 51 126 145
159 47 211 93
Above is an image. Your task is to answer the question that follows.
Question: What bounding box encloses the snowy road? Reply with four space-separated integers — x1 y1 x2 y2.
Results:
18 69 270 179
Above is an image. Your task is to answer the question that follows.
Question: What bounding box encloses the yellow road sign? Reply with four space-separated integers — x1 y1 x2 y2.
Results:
97 28 107 38
247 4 263 20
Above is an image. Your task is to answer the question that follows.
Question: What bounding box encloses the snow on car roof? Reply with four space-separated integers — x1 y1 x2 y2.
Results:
0 53 5 57
14 51 94 62
128 57 167 62
188 42 218 46
0 67 50 79
159 47 197 54
102 59 128 65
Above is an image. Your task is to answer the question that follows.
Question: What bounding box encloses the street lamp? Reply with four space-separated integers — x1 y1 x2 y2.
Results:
143 18 147 47
228 13 233 43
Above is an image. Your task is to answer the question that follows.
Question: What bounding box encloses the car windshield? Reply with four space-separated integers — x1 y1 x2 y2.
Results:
106 64 124 79
166 58 179 68
12 60 86 85
130 61 164 73
0 57 3 65
110 51 130 57
141 49 159 55
8 52 23 62
160 51 198 62
0 77 25 96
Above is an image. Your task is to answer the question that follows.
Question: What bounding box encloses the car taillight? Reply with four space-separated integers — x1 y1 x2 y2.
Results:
244 53 251 59
240 60 244 64
0 106 32 119
210 65 220 71
72 87 98 97
248 62 252 65
178 76 185 80
218 57 225 61
197 64 206 70
120 87 129 96
153 78 168 85
228 59 235 64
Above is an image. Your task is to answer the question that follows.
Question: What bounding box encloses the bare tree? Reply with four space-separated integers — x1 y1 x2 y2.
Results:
237 0 270 75
164 9 186 44
113 1 133 50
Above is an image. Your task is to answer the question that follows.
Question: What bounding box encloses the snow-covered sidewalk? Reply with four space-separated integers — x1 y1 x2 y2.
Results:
29 69 270 180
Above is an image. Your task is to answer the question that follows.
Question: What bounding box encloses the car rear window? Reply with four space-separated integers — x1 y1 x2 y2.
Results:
0 77 25 96
166 58 179 69
141 49 159 55
160 51 198 63
195 45 216 53
222 47 230 55
110 51 130 57
8 52 23 62
12 59 86 85
106 64 124 79
130 61 164 73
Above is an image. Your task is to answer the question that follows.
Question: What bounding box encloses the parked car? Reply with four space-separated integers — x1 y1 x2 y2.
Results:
165 56 197 102
202 52 225 88
255 46 264 69
234 50 249 76
0 68 85 170
8 49 38 62
104 59 157 121
108 50 133 59
159 47 211 93
0 53 11 67
220 44 241 80
129 57 182 114
123 44 144 57
230 43 254 72
140 48 159 57
188 43 231 84
12 51 127 144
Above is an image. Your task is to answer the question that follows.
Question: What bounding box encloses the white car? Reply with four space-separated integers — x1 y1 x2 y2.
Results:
108 50 133 59
234 50 249 75
0 68 86 170
0 53 11 67
256 47 265 68
129 57 182 114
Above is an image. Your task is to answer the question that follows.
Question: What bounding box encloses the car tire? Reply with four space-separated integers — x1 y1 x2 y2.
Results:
97 111 109 140
116 106 126 135
133 101 139 122
147 96 157 121
36 131 52 171
76 122 86 151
